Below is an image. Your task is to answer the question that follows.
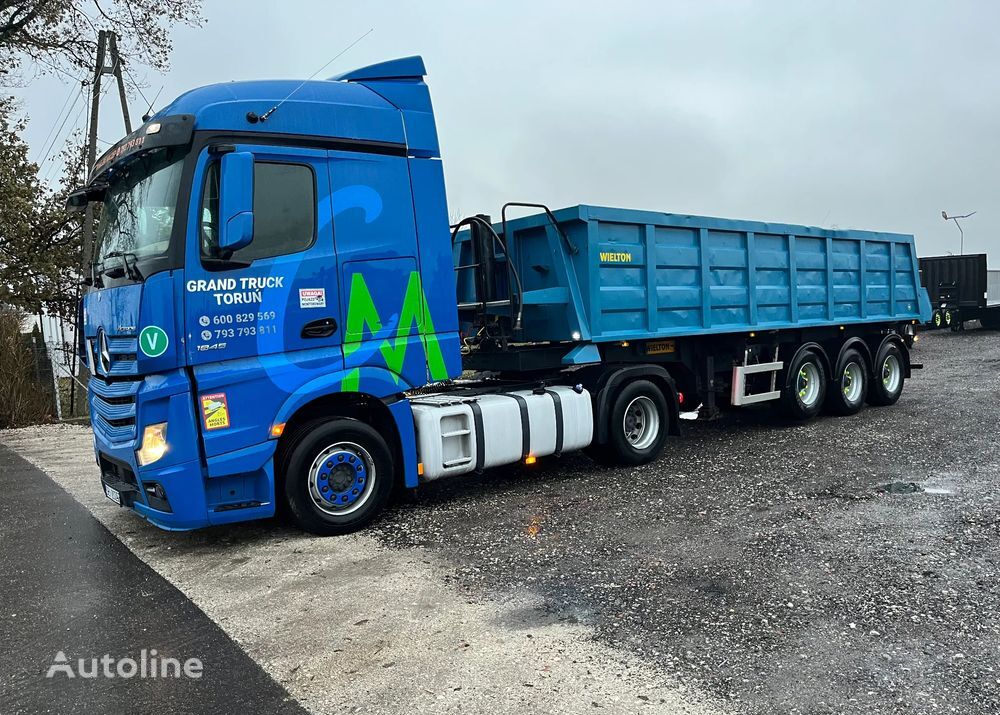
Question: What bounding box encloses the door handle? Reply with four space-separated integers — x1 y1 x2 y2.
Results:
301 317 338 339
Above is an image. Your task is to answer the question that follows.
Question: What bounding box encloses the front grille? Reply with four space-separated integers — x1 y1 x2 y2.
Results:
89 332 141 442
100 394 135 406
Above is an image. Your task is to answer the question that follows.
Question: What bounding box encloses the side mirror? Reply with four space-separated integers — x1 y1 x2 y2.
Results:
219 151 254 252
65 182 108 213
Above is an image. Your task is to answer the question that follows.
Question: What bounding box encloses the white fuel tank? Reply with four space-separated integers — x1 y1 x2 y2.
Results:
410 386 593 481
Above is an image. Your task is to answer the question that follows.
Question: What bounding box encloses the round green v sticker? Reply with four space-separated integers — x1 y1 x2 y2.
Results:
139 326 169 358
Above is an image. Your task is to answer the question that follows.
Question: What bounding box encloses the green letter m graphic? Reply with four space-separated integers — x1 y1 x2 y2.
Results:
342 271 449 392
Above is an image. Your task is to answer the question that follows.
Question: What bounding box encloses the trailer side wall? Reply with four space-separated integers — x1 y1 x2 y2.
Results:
491 205 931 344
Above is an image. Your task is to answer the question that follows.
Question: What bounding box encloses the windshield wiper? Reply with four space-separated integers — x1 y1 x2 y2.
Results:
100 251 143 281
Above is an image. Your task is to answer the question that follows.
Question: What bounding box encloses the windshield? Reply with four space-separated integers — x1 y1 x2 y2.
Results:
93 147 185 275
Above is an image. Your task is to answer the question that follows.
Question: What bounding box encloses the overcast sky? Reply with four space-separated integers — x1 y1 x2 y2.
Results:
12 0 999 262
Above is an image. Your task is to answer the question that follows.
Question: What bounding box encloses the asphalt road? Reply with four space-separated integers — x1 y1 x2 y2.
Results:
0 446 306 715
2 328 998 714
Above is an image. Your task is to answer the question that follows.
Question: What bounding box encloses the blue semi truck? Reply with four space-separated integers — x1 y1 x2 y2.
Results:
71 56 932 535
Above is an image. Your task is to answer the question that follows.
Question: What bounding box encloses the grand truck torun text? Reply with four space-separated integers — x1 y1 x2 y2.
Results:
72 56 931 535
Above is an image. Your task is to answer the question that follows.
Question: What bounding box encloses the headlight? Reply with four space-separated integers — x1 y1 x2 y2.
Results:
136 422 168 466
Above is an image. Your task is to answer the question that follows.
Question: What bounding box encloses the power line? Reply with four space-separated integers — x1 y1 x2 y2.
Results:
32 81 78 163
35 84 83 170
120 62 151 109
40 84 89 185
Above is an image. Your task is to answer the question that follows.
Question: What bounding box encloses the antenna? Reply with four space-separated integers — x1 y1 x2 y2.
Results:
253 27 375 124
141 84 165 123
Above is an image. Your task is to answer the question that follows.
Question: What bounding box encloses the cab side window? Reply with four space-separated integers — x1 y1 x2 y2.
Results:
200 160 316 262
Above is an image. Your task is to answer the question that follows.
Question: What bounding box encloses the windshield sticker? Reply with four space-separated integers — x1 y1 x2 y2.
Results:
201 393 230 431
299 288 326 309
138 326 169 357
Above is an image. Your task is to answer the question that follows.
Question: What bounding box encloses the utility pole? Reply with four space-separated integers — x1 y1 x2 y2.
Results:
73 30 133 416
109 33 132 135
79 30 106 271
80 30 132 269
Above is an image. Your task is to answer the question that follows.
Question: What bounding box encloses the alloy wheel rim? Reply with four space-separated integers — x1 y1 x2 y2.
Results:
797 362 821 407
623 396 660 450
842 362 864 403
882 355 901 394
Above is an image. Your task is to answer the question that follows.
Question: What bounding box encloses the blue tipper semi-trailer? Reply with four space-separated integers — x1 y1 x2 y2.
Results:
70 56 933 535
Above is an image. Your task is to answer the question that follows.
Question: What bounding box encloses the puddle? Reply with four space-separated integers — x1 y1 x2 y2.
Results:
878 481 955 496
881 481 923 494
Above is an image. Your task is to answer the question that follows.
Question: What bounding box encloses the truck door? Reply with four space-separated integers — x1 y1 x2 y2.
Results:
185 145 342 367
327 150 429 389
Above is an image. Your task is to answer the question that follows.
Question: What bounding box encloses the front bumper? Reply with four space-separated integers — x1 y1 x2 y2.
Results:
90 370 275 531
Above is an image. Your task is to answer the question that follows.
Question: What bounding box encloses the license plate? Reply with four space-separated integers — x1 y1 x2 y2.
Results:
104 484 121 505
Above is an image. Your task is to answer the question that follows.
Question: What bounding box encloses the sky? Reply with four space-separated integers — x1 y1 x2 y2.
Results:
11 0 999 262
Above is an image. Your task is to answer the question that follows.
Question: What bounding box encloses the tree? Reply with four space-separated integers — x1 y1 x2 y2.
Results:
0 95 84 317
0 1 203 82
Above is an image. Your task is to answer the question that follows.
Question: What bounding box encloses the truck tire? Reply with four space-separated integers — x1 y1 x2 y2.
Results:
932 310 943 329
826 348 867 416
944 308 956 329
590 379 669 466
867 342 905 406
281 418 394 536
780 349 827 420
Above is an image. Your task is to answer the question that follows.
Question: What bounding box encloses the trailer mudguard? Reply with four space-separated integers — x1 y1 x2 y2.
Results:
589 365 681 444
832 337 874 376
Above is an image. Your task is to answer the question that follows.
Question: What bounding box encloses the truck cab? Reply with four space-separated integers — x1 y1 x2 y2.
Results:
78 57 463 532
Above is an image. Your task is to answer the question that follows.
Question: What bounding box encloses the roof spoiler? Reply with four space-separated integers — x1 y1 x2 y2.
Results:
330 55 426 82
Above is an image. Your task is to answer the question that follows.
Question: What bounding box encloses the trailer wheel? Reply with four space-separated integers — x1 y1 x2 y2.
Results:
867 342 905 406
826 348 867 416
282 418 394 536
780 350 827 420
592 380 669 466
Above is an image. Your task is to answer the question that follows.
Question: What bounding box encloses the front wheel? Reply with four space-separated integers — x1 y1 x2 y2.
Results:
588 379 669 466
281 418 394 536
867 342 905 406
